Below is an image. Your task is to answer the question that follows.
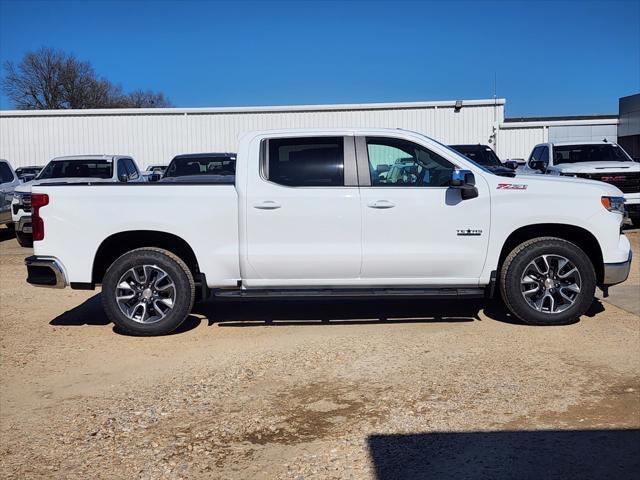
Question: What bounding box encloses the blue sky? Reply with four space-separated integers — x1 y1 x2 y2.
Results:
0 0 638 116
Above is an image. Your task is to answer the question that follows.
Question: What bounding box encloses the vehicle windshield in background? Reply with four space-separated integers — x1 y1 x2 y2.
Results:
164 157 236 177
554 144 633 164
147 165 166 173
450 145 502 167
37 160 113 179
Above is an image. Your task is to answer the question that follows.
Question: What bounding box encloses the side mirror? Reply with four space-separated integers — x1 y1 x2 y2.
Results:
118 174 129 183
451 169 478 200
504 160 519 170
529 160 547 172
148 173 161 182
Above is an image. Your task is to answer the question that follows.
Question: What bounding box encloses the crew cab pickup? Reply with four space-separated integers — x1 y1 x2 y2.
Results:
25 129 632 335
521 141 640 226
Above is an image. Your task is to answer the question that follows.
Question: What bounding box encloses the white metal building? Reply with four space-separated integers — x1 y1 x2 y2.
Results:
0 98 619 168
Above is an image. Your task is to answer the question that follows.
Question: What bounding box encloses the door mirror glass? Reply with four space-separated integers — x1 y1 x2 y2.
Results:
148 173 161 182
450 169 478 200
118 173 129 182
504 160 518 170
530 160 547 171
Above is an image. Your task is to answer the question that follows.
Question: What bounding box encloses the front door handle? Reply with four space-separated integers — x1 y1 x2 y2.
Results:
253 200 281 210
367 200 395 209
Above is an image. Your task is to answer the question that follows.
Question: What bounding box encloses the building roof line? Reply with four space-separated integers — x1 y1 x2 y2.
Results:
0 98 506 117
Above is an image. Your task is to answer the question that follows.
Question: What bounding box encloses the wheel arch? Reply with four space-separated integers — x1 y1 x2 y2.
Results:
92 230 200 284
497 224 604 284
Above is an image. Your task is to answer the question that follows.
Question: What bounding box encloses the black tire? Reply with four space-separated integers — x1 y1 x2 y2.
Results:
6 223 15 231
15 231 33 248
101 247 195 336
499 237 596 325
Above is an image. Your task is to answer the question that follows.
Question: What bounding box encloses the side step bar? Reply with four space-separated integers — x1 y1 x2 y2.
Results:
214 287 486 299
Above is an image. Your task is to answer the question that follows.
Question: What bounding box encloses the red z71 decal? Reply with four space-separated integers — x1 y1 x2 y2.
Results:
497 183 528 190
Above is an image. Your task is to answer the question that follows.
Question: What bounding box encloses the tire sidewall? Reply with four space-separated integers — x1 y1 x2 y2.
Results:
503 240 596 325
102 249 194 335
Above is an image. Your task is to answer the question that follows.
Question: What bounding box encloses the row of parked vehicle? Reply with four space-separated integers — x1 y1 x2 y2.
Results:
2 138 638 250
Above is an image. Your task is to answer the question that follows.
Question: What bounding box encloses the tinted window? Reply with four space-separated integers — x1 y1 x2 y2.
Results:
38 159 113 180
367 137 454 187
539 146 549 163
553 144 633 164
117 159 128 180
450 145 501 167
528 146 542 167
125 159 139 179
0 162 14 183
267 137 344 187
165 156 236 178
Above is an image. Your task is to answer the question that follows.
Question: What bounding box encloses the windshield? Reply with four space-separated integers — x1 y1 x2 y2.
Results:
37 159 113 180
554 144 633 164
450 145 502 167
164 156 236 178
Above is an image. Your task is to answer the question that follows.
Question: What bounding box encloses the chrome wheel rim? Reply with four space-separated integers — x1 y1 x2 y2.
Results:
115 265 176 324
520 254 581 314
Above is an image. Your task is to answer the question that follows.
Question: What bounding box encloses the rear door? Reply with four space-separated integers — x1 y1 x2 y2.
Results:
358 135 490 284
244 136 362 285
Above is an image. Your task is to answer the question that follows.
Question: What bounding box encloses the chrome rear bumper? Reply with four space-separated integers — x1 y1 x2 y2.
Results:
25 256 67 288
602 251 632 286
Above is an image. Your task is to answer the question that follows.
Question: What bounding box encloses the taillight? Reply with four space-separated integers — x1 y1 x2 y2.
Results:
31 193 49 241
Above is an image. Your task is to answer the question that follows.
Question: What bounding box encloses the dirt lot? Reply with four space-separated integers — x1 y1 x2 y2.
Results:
1 230 639 479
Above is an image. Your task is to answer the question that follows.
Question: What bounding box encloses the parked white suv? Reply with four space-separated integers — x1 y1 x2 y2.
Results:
521 141 640 225
12 155 143 246
0 159 20 229
24 129 631 335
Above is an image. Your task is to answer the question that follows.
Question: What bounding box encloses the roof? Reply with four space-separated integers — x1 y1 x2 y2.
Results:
172 152 236 159
0 98 506 117
51 155 129 161
505 114 617 123
550 140 618 146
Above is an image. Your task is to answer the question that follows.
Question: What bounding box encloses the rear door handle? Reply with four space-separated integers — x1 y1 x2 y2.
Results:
253 200 281 210
367 200 395 209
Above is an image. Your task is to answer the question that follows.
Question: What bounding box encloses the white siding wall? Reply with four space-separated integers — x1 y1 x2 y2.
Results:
496 126 546 160
0 100 504 168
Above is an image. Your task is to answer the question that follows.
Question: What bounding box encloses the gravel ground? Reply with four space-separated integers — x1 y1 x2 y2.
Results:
1 229 639 479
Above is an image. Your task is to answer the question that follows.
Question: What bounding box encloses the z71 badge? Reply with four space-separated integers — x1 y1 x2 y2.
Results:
457 229 483 236
497 183 527 190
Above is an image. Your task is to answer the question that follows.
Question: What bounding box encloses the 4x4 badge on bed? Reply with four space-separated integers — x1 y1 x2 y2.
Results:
457 229 483 236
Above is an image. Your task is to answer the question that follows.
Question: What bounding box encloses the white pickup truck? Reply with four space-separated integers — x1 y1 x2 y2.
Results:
12 155 144 246
25 129 632 335
521 141 640 226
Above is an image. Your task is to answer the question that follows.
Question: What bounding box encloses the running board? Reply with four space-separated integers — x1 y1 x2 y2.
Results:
214 287 485 299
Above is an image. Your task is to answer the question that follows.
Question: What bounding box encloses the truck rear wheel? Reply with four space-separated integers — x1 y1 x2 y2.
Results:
102 248 195 336
499 237 596 325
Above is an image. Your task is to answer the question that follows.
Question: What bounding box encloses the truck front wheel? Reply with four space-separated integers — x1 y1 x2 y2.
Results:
102 248 195 336
499 237 596 325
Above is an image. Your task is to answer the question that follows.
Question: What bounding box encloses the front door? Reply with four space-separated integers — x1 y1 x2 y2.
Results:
244 136 362 285
359 136 490 285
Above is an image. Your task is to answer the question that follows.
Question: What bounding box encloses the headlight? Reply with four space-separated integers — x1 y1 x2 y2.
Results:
601 196 625 214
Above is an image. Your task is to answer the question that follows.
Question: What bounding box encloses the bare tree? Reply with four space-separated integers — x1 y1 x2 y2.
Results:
2 48 172 110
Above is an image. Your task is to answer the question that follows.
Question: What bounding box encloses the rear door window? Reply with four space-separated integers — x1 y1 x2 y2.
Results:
266 137 344 187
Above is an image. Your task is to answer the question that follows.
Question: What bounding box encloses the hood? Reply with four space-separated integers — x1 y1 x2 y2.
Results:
502 172 624 196
15 177 115 193
550 161 640 174
484 165 517 177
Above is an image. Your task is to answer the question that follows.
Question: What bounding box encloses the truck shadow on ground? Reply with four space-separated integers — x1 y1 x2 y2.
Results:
50 293 607 335
367 429 640 480
0 227 16 243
